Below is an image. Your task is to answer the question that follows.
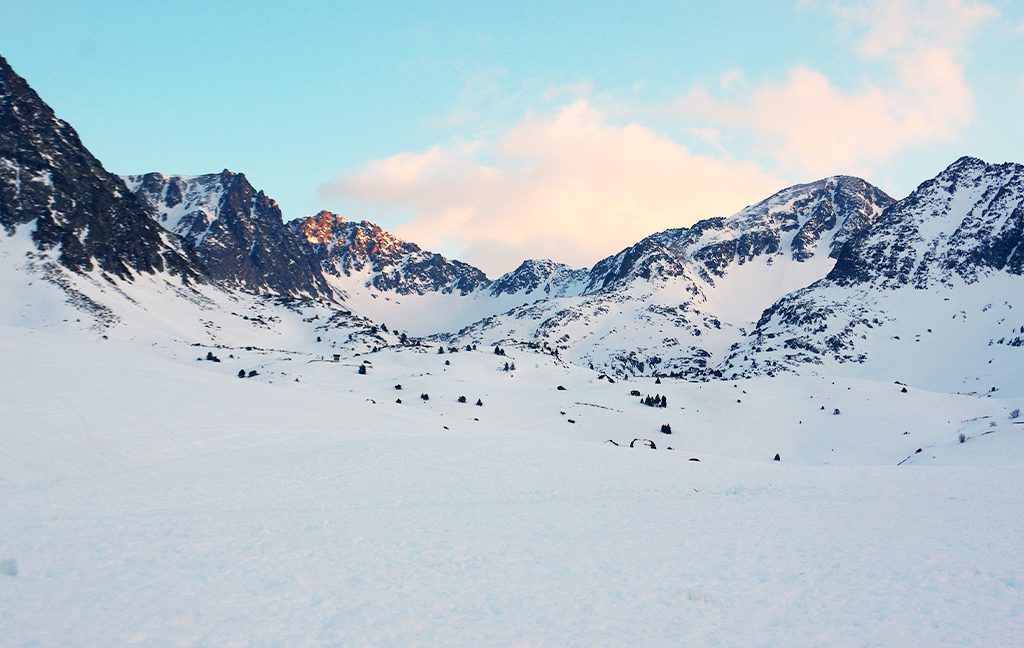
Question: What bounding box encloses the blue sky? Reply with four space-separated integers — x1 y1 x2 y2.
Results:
3 0 1023 274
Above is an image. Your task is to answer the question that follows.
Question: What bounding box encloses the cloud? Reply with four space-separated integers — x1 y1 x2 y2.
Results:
323 101 785 276
675 0 995 177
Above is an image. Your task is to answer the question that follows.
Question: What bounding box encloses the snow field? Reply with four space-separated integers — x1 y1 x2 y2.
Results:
2 326 1023 646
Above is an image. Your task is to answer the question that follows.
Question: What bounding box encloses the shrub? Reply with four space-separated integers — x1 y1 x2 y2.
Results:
660 423 672 434
959 432 967 444
458 395 467 403
238 369 246 378
420 393 430 401
358 365 367 375
1011 408 1021 420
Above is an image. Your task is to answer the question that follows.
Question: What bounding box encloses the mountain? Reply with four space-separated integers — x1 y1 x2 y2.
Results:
585 176 891 292
720 157 1024 392
292 210 489 296
0 55 196 280
487 259 589 298
446 176 893 376
125 171 332 299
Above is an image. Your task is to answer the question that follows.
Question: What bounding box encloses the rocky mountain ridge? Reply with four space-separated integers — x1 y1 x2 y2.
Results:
0 54 197 281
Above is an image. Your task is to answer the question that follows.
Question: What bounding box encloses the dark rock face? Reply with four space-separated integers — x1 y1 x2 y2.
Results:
830 157 1024 288
0 55 196 279
292 210 490 295
126 172 331 298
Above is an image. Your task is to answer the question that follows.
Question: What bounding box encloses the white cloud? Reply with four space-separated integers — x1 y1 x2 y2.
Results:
323 101 785 276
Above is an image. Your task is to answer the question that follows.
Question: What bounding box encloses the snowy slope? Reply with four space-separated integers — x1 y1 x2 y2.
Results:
2 323 1023 646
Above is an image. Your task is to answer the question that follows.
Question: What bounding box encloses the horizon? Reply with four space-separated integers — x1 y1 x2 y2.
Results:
2 0 1022 274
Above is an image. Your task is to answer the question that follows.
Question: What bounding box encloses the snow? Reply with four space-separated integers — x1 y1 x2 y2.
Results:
2 301 1023 645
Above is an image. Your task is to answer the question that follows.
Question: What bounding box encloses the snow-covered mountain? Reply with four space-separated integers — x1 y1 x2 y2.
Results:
487 258 590 298
721 157 1024 393
445 176 893 376
125 171 331 299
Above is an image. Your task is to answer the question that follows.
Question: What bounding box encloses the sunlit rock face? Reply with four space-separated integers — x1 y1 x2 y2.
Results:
291 210 490 296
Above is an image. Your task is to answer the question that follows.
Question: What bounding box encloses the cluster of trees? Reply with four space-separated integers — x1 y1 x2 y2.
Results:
642 394 668 408
501 362 516 372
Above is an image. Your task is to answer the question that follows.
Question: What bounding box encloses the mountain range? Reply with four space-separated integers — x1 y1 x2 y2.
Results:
2 54 1022 394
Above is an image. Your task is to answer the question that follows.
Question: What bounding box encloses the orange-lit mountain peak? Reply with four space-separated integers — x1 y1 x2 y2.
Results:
300 210 346 244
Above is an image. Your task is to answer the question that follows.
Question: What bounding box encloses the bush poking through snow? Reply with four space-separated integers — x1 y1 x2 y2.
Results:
959 432 967 444
1011 408 1021 420
358 365 367 375
457 395 467 403
0 559 17 577
420 393 429 401
660 423 672 434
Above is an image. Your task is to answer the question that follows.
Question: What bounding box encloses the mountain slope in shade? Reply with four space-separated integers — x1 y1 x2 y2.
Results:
0 55 196 280
720 157 1024 393
125 172 331 299
445 176 893 377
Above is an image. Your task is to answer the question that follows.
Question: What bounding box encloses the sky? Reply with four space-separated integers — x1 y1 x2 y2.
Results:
2 0 1023 276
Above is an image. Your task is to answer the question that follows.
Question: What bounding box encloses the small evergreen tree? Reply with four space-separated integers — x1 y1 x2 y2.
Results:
475 398 483 406
358 365 367 375
238 369 246 378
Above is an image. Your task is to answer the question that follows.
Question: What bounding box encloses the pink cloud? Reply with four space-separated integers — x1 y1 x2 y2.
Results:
323 101 786 276
676 0 994 178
